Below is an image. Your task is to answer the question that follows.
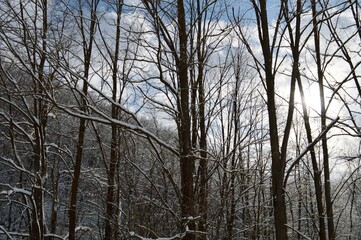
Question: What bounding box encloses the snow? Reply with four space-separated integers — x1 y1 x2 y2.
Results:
128 226 208 240
0 185 31 196
57 103 178 156
129 231 186 240
0 157 35 177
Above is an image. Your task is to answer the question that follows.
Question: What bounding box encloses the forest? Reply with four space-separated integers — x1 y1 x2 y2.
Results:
0 0 360 239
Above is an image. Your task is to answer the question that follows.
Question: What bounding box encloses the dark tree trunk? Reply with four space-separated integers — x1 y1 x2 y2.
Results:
197 0 207 236
296 75 327 240
283 0 327 238
30 0 48 238
68 2 98 239
198 58 207 240
104 2 123 239
311 0 335 238
177 0 195 239
256 0 288 238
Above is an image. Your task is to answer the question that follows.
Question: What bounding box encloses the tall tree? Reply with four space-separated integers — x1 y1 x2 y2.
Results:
101 1 123 239
68 1 99 239
176 0 195 237
0 0 51 238
310 0 335 238
248 1 289 238
282 0 327 238
140 0 194 237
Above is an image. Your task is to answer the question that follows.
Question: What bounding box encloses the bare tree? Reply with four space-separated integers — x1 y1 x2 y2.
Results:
0 0 52 238
233 1 291 237
95 1 124 239
67 1 99 239
1 1 360 239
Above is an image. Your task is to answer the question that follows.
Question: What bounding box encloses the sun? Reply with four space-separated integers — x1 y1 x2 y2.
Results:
296 82 341 118
303 84 322 116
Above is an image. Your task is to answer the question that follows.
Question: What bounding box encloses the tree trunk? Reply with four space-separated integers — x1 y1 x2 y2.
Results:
177 0 195 238
296 74 327 240
311 1 335 238
30 0 48 238
68 2 98 239
257 0 288 238
197 0 207 235
104 2 122 239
